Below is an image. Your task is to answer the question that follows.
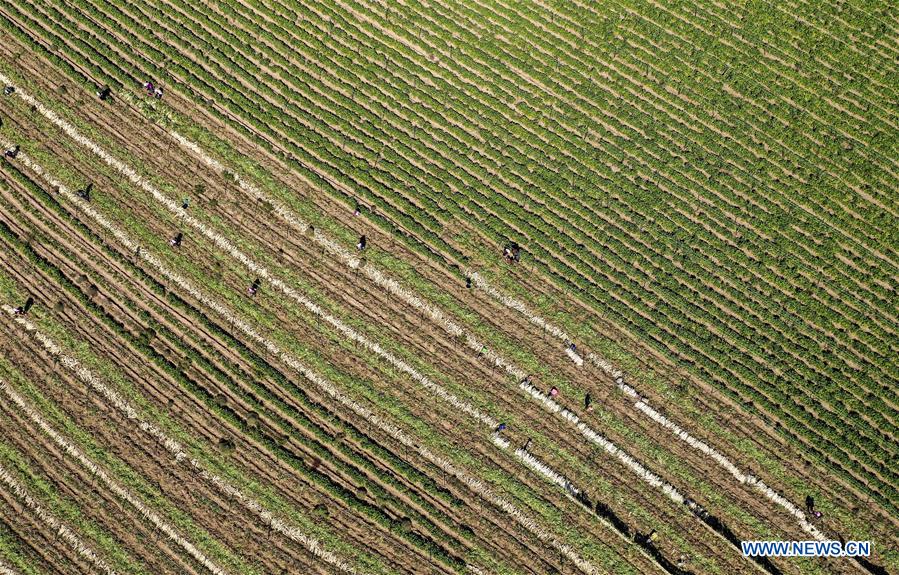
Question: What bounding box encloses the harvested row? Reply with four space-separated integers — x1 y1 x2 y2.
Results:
15 0 892 524
0 51 864 575
0 134 628 575
0 77 752 575
0 311 391 575
0 79 791 575
0 166 468 574
0 6 888 572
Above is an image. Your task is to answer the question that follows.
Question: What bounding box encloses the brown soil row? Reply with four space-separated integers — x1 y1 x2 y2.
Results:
0 498 97 575
0 95 684 575
0 28 884 572
0 191 460 575
0 320 376 575
0 389 203 575
0 45 860 575
0 95 783 575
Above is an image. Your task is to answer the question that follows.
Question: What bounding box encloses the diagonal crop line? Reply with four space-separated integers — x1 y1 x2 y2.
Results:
0 559 20 575
9 77 628 557
3 308 363 575
0 379 231 575
5 69 805 558
114 90 798 534
146 112 692 504
0 76 497 432
166 127 526 381
519 381 686 504
632 401 825 540
3 142 598 575
468 272 828 541
0 453 118 575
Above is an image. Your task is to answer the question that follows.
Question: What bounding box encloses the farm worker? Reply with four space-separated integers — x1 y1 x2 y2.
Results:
465 276 472 289
248 278 260 296
356 235 366 251
813 511 823 518
13 296 34 315
353 203 361 216
4 145 18 159
549 386 559 398
144 81 154 94
153 87 163 99
477 345 487 358
77 183 93 201
181 197 189 209
169 232 183 247
495 422 506 433
584 393 592 411
568 342 577 353
520 374 532 385
97 86 111 101
3 86 14 96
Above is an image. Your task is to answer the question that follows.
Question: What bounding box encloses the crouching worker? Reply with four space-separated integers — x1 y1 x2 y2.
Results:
169 232 183 247
97 86 111 101
356 235 366 251
248 278 260 297
76 183 93 201
13 296 34 315
4 145 19 159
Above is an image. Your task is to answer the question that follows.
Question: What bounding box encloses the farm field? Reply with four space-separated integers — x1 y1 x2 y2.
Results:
0 0 895 574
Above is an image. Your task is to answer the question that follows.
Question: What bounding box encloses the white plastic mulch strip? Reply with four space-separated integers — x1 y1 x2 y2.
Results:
632 401 825 541
0 559 20 575
467 270 826 540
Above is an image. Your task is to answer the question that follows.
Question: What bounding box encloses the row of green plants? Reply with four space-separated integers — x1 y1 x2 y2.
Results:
0 157 475 572
5 0 892 516
0 85 744 575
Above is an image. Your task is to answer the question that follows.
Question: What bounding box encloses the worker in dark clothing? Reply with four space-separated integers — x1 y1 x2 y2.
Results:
4 145 19 159
97 86 111 101
181 197 190 209
248 278 260 297
76 183 93 201
169 232 183 247
503 242 521 262
13 296 34 315
356 235 366 251
584 393 593 411
466 277 472 289
3 86 14 96
495 422 506 434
